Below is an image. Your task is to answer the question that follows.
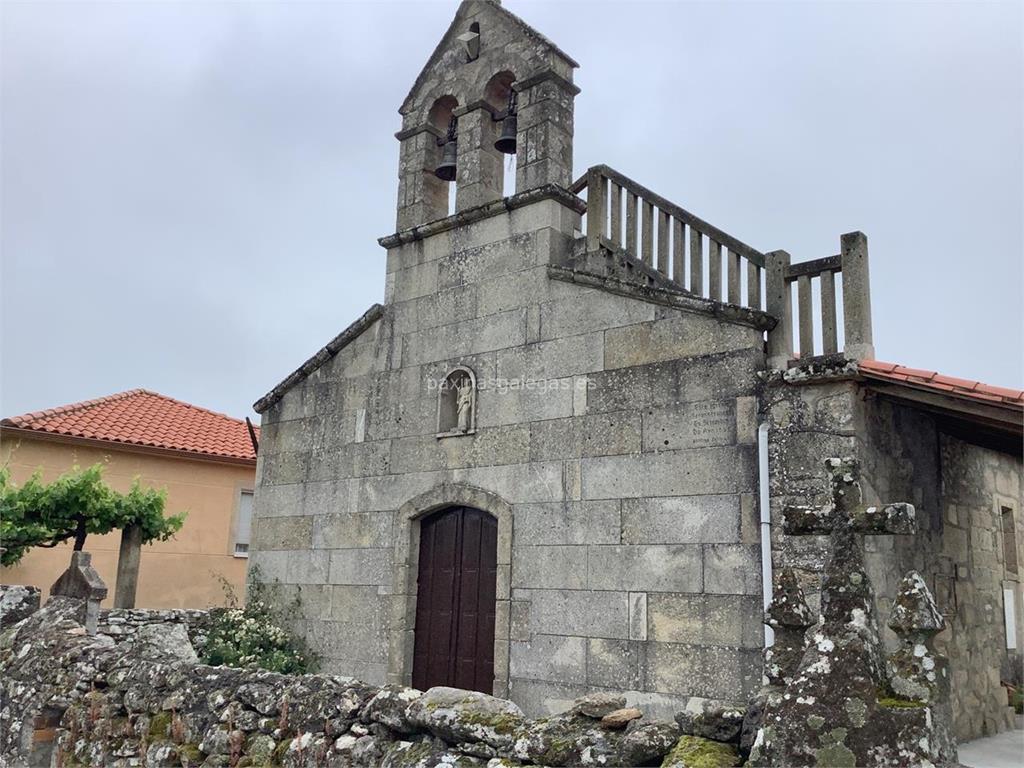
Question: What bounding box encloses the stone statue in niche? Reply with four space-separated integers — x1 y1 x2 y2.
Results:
456 378 473 433
437 366 476 436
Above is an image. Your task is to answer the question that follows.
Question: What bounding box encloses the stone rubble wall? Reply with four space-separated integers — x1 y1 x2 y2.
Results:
98 607 212 648
0 596 745 768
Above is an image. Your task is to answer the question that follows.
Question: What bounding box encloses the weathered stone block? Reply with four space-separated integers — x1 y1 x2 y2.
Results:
510 634 587 684
621 496 740 545
581 446 757 500
703 545 762 595
647 643 761 700
252 515 313 551
514 501 620 545
516 588 630 639
512 545 588 590
587 545 702 593
582 638 643 690
604 313 761 370
647 593 763 648
539 286 656 340
281 549 330 585
327 548 392 586
496 332 604 383
313 512 393 550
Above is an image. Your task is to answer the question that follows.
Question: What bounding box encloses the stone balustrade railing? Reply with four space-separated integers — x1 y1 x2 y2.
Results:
572 165 874 369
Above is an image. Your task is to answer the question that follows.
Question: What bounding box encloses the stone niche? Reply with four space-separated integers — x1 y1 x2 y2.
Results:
437 366 477 436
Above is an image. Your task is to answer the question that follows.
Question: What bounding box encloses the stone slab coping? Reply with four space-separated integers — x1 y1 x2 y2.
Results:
378 184 586 249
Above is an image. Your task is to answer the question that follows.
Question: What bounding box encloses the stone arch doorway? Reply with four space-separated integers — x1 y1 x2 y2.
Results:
389 483 513 697
412 506 497 693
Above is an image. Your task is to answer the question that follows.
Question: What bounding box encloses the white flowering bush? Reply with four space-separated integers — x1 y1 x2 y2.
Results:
198 571 315 674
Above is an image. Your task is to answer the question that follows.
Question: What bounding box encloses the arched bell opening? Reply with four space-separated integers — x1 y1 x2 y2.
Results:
428 95 459 215
484 71 517 197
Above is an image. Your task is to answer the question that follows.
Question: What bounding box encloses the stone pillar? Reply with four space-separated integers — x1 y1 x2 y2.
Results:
886 570 957 765
514 71 578 192
763 567 814 687
49 551 108 635
765 250 792 370
113 523 143 609
395 126 448 231
841 231 874 361
454 103 503 212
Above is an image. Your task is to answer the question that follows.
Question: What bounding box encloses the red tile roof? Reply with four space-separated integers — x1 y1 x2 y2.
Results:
1 390 258 462
860 360 1024 409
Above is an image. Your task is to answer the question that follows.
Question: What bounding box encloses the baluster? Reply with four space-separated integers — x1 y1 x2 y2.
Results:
689 228 703 295
641 199 654 265
672 219 684 285
610 183 622 248
657 209 670 275
708 240 722 301
727 248 741 304
748 261 762 309
797 274 814 357
820 269 838 354
586 169 605 252
625 191 639 258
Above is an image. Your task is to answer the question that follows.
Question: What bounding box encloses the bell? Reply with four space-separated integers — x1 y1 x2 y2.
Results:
494 113 517 155
434 138 457 181
434 117 458 181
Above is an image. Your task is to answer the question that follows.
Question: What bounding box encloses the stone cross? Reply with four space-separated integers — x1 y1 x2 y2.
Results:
49 551 108 635
783 457 917 683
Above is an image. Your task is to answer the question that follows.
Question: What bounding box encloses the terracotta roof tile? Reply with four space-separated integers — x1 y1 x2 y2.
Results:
860 360 1024 409
2 390 258 462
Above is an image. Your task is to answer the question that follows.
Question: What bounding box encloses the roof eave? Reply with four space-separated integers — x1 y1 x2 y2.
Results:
0 424 258 467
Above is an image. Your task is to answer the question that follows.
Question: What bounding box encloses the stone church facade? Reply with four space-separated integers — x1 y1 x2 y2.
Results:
250 0 1023 739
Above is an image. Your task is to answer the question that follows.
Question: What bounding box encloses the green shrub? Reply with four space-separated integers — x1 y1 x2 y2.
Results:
197 571 315 675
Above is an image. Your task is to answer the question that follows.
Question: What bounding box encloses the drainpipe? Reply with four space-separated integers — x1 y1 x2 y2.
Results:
758 421 775 648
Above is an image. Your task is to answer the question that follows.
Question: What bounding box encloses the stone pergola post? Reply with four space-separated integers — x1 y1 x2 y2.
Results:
113 523 143 609
514 71 578 192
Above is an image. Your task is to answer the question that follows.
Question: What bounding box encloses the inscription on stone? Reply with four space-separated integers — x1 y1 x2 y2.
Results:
644 399 736 451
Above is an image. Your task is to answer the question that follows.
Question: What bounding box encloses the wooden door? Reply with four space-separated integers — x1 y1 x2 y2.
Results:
412 506 497 693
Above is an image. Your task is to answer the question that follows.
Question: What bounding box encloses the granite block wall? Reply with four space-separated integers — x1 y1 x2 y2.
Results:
251 194 768 717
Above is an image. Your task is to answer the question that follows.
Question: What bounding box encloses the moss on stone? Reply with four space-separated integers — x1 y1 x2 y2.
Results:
539 736 575 766
148 711 173 738
459 710 523 735
271 738 292 766
661 735 740 768
177 742 203 767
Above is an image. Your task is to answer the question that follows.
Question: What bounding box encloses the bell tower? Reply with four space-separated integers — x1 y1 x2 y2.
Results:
393 0 579 230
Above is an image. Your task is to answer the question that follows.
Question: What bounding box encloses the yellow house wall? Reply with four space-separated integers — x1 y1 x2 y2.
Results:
0 433 254 609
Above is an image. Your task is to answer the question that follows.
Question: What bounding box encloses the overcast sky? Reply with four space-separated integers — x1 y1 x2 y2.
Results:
2 0 1021 422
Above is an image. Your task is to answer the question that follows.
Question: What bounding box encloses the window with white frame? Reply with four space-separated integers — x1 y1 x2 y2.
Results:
234 490 254 557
